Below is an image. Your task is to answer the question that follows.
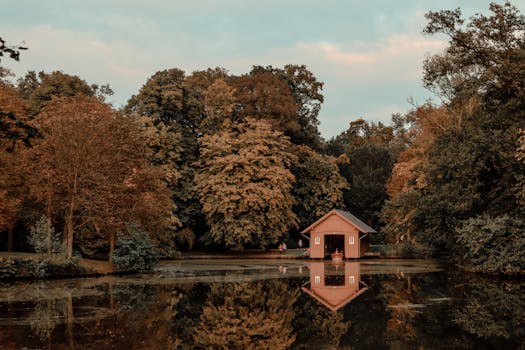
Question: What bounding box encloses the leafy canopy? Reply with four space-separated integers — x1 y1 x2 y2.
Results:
195 118 298 249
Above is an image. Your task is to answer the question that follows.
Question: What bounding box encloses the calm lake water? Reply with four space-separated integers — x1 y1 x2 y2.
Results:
0 259 523 349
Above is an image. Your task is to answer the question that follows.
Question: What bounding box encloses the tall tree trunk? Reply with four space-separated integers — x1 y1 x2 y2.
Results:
65 204 74 258
46 191 52 220
108 231 115 262
46 192 52 253
65 166 79 259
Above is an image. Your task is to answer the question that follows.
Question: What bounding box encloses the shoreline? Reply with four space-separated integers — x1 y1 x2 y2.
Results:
0 249 436 282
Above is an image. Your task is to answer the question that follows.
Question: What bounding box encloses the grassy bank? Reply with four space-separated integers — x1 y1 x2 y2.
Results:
0 252 114 280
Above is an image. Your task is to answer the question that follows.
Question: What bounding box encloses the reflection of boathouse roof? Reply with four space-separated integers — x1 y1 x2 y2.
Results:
301 209 376 234
301 282 368 312
301 261 369 312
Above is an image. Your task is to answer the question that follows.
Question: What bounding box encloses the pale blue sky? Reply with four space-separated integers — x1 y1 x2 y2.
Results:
1 1 523 138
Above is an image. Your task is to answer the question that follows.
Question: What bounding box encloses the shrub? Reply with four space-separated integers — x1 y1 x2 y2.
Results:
28 215 62 254
111 224 159 273
35 255 86 277
456 214 525 275
0 257 17 278
0 256 86 279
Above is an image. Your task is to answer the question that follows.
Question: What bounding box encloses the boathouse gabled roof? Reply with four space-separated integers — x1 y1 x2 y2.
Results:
301 209 377 234
301 283 369 311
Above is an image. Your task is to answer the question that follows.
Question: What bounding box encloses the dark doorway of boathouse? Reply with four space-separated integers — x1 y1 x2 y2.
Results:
324 234 344 258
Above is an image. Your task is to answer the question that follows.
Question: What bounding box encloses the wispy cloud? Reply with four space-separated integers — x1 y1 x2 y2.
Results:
0 0 473 137
294 34 447 81
297 42 377 65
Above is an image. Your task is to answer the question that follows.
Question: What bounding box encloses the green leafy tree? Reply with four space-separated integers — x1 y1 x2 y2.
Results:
0 83 34 251
381 105 463 244
135 116 189 255
326 118 395 230
422 2 525 210
291 145 348 230
418 126 495 251
126 68 197 133
383 3 525 268
381 191 422 244
232 71 299 135
194 118 297 249
127 67 231 136
423 2 525 102
456 214 524 274
127 68 205 245
345 143 394 228
184 67 230 132
25 94 171 259
0 83 35 152
111 223 159 272
17 70 112 115
421 3 524 251
325 118 394 157
201 77 237 133
126 65 326 249
250 65 325 150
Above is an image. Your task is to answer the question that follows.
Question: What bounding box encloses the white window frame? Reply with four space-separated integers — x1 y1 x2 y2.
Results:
349 235 355 245
314 236 321 245
315 275 321 284
349 275 355 284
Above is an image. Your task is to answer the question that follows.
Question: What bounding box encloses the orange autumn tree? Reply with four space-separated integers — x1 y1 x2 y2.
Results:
195 118 297 249
0 82 33 250
382 102 475 243
232 72 299 134
25 94 171 259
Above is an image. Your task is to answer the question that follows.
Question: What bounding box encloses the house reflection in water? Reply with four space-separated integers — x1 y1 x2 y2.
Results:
301 261 368 311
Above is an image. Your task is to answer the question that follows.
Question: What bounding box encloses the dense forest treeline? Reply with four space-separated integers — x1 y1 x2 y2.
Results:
0 2 524 274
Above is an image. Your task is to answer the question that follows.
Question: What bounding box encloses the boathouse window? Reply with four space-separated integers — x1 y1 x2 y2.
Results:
315 275 321 284
349 275 355 284
349 236 355 245
315 236 320 245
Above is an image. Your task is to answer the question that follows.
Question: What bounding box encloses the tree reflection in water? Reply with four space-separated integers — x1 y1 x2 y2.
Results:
0 265 523 349
194 281 298 349
293 296 350 349
29 298 67 345
453 278 525 342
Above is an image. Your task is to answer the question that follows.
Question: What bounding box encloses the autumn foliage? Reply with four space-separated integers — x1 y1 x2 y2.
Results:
0 63 342 257
2 2 523 277
0 83 32 248
23 94 171 258
195 118 298 249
